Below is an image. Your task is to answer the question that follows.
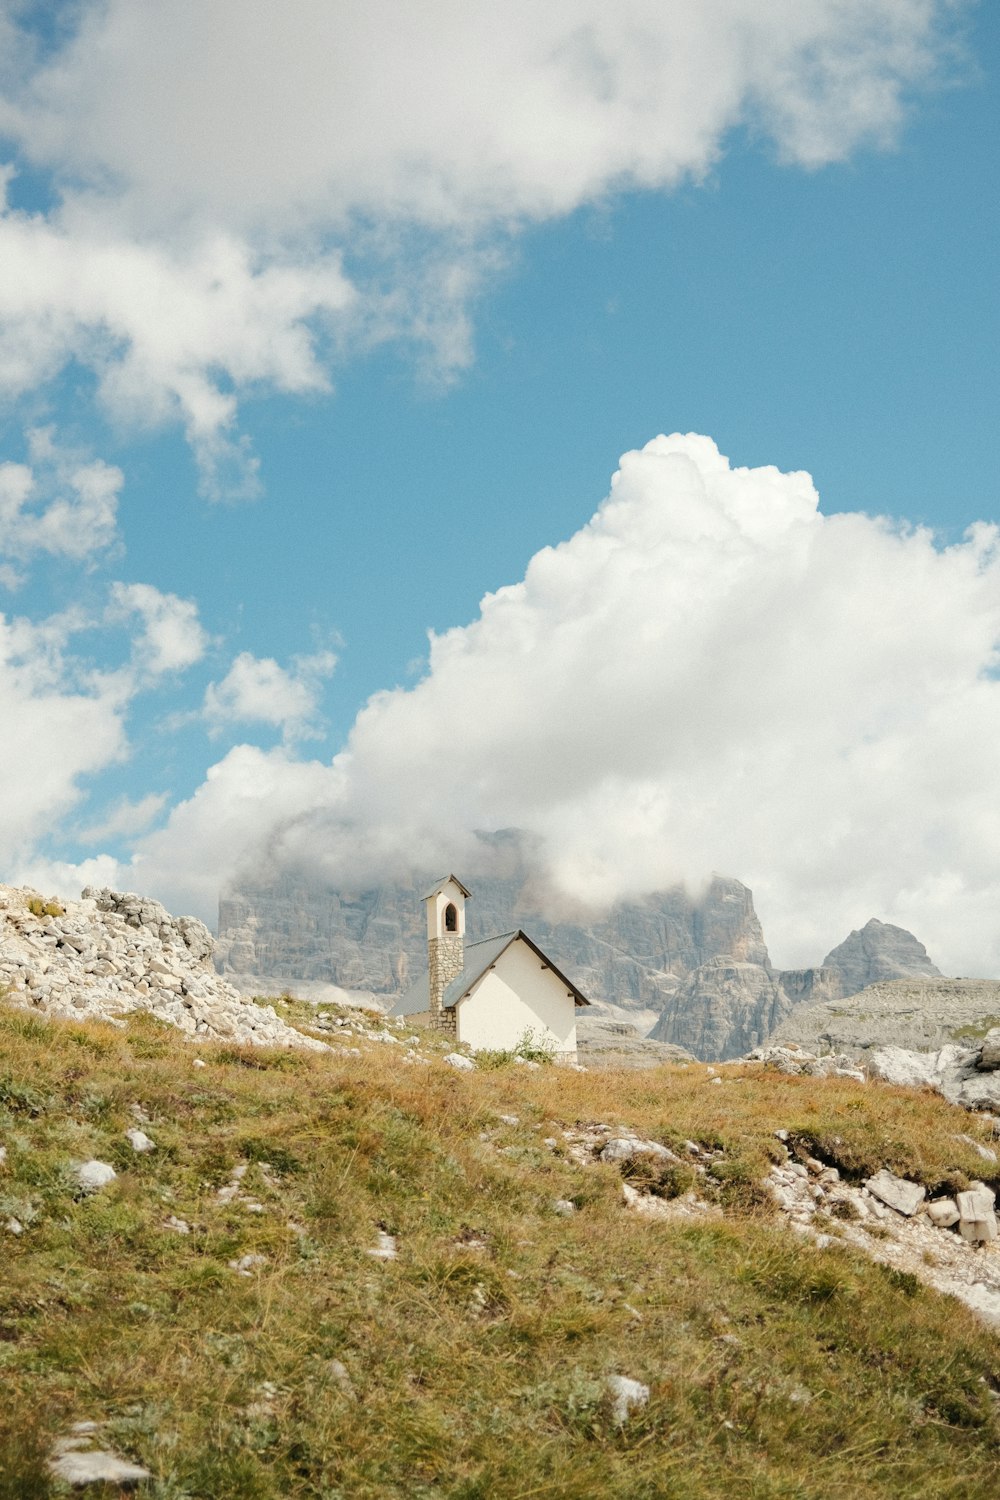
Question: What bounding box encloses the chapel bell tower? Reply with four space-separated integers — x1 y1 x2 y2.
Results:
423 875 471 1031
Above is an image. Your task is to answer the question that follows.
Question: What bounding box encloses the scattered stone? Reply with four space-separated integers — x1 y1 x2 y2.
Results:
75 1160 116 1193
956 1133 998 1163
368 1230 398 1261
125 1128 155 1153
553 1199 576 1216
49 1431 152 1488
0 1145 7 1164
956 1184 999 1243
600 1137 676 1165
498 1114 519 1126
745 1045 865 1082
607 1373 650 1426
328 1358 354 1393
957 1185 996 1221
444 1053 474 1071
6 1217 24 1235
228 1253 266 1276
164 1215 191 1234
192 1059 207 1068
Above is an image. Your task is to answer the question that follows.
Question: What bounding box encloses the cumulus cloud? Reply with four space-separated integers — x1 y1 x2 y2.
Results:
0 1 966 484
0 199 353 497
3 1 958 230
108 582 208 678
0 605 129 864
98 434 1000 977
0 426 122 581
201 648 337 742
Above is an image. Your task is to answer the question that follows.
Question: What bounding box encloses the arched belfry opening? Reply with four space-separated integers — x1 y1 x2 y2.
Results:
444 903 458 933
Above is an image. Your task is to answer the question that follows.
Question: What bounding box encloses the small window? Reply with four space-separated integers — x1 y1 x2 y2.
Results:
444 903 458 933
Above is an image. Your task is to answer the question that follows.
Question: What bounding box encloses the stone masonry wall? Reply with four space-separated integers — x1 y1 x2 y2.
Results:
428 934 464 1030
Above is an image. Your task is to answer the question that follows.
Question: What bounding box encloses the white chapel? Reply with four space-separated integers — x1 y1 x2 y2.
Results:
389 876 589 1061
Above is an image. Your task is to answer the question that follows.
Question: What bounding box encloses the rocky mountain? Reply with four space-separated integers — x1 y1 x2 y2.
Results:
822 918 941 995
217 851 950 1061
216 868 770 1033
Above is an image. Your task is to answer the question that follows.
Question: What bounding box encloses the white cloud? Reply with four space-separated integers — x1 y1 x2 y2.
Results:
78 792 167 843
98 434 1000 977
117 744 344 921
0 606 129 865
202 648 337 742
3 1 958 231
0 202 353 497
108 581 208 677
0 426 122 579
0 2 965 483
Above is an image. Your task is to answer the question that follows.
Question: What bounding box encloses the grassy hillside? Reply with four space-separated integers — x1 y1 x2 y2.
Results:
2 1001 1000 1499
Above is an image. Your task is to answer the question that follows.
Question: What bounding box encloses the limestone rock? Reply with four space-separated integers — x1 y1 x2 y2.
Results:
367 1230 397 1260
926 1199 960 1228
600 1137 676 1165
444 1052 474 1071
770 980 1000 1059
607 1374 650 1426
865 1169 925 1217
822 918 941 995
49 1440 151 1488
75 1160 116 1192
0 884 327 1053
977 1027 1000 1071
649 957 792 1061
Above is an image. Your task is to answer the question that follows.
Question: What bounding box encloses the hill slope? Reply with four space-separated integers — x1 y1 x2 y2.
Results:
3 997 1000 1498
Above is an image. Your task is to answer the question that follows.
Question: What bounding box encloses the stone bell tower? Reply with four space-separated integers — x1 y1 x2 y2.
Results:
424 875 471 1031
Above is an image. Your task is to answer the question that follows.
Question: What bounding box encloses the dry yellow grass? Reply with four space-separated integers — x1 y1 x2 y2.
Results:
1 1003 999 1498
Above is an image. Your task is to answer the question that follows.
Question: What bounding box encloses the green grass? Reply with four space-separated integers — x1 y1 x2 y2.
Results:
1 1005 999 1498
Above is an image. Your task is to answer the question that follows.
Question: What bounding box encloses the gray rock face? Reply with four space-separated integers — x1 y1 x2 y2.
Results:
649 957 791 1061
822 918 940 995
770 978 1000 1059
217 866 770 1028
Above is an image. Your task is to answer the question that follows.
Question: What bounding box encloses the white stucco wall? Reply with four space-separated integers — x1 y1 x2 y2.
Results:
456 939 578 1057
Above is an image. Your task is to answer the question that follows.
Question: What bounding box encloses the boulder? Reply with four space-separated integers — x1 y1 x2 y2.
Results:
600 1137 677 1165
977 1028 1000 1071
864 1169 925 1217
926 1198 960 1228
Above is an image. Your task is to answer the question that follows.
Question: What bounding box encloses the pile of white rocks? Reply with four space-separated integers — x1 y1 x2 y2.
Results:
0 885 326 1051
744 1044 866 1082
767 1147 1000 1325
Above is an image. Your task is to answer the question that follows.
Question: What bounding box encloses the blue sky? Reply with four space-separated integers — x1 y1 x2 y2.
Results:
0 1 998 974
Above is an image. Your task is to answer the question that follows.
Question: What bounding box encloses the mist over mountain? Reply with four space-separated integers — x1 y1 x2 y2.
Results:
216 834 946 1058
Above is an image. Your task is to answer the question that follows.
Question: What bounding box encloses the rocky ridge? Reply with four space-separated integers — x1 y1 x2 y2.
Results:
768 977 1000 1058
0 885 327 1051
220 855 953 1061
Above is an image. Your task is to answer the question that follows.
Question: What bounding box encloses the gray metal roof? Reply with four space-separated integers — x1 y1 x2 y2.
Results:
389 930 590 1018
420 874 473 902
